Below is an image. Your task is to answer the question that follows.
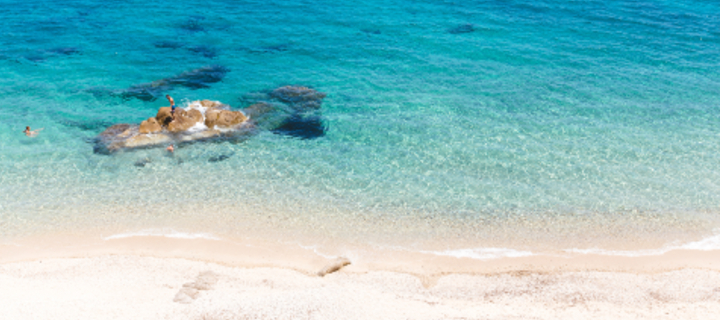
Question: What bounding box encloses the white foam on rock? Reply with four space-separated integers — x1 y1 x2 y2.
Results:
184 101 208 116
103 229 221 241
186 121 209 133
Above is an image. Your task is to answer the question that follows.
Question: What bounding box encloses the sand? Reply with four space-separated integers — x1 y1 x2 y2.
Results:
1 255 719 320
1 234 720 319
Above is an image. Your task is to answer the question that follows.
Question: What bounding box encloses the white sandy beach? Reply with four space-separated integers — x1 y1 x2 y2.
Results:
1 234 719 319
1 255 719 320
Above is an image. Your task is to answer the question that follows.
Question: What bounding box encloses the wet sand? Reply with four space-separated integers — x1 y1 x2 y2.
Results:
1 234 719 319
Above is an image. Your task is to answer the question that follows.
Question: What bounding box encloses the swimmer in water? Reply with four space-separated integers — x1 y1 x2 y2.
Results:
166 144 174 153
23 126 43 137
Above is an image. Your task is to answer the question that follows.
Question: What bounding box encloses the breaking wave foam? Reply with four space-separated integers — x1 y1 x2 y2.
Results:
566 232 720 257
421 247 534 260
415 232 720 260
103 229 221 241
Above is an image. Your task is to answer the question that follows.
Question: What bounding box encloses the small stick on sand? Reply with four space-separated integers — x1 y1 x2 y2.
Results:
317 257 351 277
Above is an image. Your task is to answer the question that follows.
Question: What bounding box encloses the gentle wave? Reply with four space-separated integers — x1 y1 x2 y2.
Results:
296 243 338 259
103 229 221 241
417 232 720 260
566 232 720 257
420 247 535 260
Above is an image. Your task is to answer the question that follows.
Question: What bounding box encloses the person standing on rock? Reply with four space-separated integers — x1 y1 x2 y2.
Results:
166 95 176 118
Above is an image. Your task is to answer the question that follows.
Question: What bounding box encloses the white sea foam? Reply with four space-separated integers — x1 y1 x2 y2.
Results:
296 243 339 259
420 247 534 260
566 232 720 257
186 121 209 133
103 229 221 241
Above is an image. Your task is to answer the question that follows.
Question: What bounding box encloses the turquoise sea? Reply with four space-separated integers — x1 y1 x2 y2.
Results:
2 0 720 256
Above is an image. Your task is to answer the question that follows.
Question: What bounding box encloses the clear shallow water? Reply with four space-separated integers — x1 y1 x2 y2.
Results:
2 0 720 252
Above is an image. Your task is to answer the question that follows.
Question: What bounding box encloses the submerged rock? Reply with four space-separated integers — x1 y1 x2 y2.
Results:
48 47 81 55
447 23 475 34
99 124 131 138
133 157 152 167
244 86 328 139
154 40 184 49
272 114 326 140
239 43 291 54
361 29 381 35
139 117 162 134
269 85 327 109
119 65 229 101
60 119 115 131
23 47 81 62
179 18 205 33
208 154 232 163
187 45 218 58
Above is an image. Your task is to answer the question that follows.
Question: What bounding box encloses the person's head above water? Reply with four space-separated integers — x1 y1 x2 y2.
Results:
24 126 42 137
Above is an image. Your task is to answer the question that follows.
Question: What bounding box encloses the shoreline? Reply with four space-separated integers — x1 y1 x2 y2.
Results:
3 231 720 276
2 232 720 319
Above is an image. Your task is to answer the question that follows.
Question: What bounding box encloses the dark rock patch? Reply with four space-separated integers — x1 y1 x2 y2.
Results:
59 119 115 131
447 23 475 34
22 47 81 62
239 44 291 54
134 157 152 167
187 45 218 58
269 85 326 111
84 87 117 99
243 86 328 140
261 44 290 52
24 54 47 62
272 114 326 139
99 124 131 138
119 65 229 101
154 40 185 49
208 153 233 163
361 29 381 35
48 47 81 55
121 84 170 102
179 17 206 33
166 64 228 89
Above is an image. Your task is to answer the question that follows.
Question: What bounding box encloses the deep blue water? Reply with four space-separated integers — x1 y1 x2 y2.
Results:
1 0 720 248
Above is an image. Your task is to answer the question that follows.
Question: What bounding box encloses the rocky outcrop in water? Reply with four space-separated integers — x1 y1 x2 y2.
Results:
93 86 327 154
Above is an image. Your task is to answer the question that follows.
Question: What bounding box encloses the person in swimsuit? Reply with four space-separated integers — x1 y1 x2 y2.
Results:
23 126 43 137
166 95 175 118
166 144 174 153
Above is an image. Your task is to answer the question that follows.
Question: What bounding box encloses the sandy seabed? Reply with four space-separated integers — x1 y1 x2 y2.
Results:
1 234 720 320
